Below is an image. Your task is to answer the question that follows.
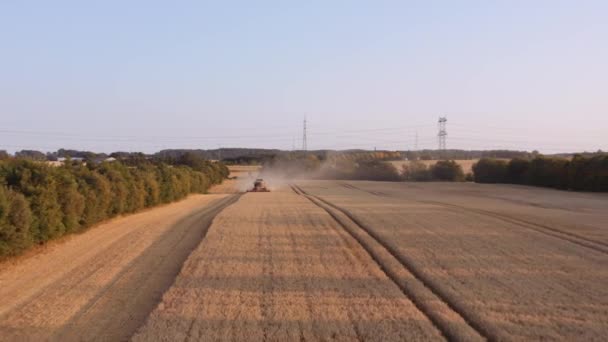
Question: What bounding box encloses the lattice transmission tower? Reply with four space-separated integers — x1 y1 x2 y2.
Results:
438 117 447 150
302 117 308 151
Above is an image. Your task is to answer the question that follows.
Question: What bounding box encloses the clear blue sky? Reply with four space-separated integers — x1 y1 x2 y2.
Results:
1 1 606 153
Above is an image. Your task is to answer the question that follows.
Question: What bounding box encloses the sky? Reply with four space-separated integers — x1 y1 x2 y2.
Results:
1 0 607 154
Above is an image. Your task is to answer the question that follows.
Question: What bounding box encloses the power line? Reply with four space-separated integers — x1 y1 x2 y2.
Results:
2 118 605 154
0 123 436 141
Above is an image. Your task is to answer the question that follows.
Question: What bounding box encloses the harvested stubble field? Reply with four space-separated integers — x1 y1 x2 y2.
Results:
295 180 608 341
1 168 607 341
133 190 446 341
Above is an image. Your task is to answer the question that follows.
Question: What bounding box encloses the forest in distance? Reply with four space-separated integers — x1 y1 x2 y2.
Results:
5 147 603 164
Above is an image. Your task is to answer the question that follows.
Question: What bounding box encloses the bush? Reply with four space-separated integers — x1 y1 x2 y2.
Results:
472 158 508 183
0 188 32 256
401 161 432 181
431 160 465 181
527 157 569 189
505 158 530 184
353 161 401 181
78 170 112 226
567 154 608 191
55 169 85 233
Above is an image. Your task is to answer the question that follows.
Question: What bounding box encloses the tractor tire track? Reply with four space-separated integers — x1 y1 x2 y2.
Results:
55 194 243 341
291 184 489 342
423 201 608 255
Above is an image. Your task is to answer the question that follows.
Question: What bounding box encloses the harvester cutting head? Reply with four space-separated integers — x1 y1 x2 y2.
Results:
248 178 270 192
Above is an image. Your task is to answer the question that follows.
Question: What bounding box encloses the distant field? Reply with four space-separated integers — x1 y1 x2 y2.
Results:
226 165 261 174
293 180 608 340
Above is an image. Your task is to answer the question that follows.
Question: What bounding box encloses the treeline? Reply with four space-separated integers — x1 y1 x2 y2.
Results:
402 149 534 161
472 155 608 191
315 160 402 181
8 147 606 164
159 148 554 162
318 160 466 182
401 160 467 182
0 153 228 258
160 148 402 164
261 152 403 180
262 153 466 182
157 148 282 162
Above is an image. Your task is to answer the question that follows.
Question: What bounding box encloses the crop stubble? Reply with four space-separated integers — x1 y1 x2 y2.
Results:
297 180 608 340
291 184 485 341
133 190 444 341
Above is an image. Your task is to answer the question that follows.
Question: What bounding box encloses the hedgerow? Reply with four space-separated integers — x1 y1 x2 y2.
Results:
0 154 228 258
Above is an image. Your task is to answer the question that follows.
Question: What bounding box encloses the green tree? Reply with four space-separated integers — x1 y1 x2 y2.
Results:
402 161 431 181
506 158 530 184
354 160 400 181
141 170 160 207
0 160 63 242
56 168 85 233
100 166 129 216
527 157 569 189
431 160 465 181
29 175 64 242
0 188 33 256
472 158 508 183
78 170 112 226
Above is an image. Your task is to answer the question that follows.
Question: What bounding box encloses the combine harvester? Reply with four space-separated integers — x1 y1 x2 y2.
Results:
247 178 270 192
